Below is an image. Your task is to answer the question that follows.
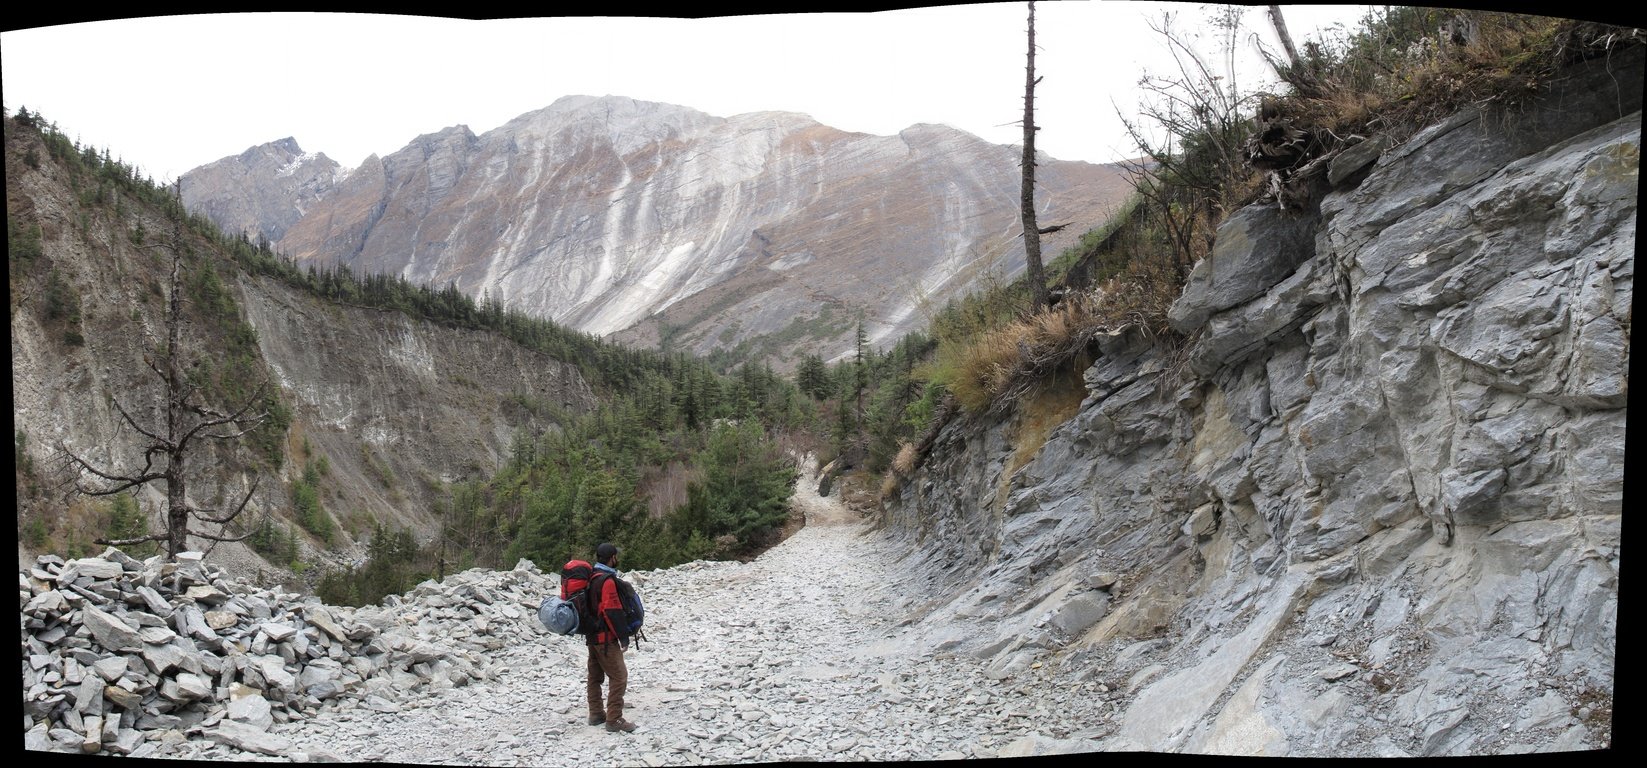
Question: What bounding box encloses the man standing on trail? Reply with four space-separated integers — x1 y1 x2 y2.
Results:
587 542 639 733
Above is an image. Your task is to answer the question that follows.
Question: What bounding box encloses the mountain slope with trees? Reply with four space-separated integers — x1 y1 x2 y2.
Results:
9 110 806 600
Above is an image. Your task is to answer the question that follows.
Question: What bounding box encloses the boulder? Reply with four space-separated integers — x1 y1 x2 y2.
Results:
1049 592 1111 639
206 719 294 756
1168 203 1320 334
81 606 143 653
102 685 143 711
227 684 275 731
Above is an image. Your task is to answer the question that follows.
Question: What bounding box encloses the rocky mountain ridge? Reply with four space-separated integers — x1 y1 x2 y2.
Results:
180 137 343 247
182 95 1135 366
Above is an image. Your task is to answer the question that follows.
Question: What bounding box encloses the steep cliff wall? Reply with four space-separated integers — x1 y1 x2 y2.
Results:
9 122 596 573
235 274 597 539
880 48 1635 756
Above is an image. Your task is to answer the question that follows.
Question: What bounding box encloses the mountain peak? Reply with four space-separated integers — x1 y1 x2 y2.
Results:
185 96 1135 363
181 136 341 245
542 94 706 120
229 137 304 166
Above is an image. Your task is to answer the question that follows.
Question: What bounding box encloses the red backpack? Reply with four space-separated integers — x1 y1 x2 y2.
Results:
536 560 599 637
560 559 593 602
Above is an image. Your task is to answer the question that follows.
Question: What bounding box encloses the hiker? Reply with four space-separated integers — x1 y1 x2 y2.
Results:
586 542 639 733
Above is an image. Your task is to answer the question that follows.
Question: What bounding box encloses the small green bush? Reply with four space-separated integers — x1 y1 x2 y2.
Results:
24 518 48 548
7 216 43 261
106 493 156 557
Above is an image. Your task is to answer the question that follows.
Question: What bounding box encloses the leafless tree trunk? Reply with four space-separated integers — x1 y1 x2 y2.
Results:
61 182 270 559
1021 1 1049 312
1268 5 1303 70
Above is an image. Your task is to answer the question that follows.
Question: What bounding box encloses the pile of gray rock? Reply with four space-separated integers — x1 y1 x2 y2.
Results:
19 547 556 758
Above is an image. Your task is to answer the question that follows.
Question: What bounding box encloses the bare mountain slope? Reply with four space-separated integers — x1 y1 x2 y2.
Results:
8 118 596 574
179 137 342 246
185 96 1134 366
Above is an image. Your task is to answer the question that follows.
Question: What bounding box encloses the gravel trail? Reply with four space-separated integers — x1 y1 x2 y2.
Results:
154 458 1115 765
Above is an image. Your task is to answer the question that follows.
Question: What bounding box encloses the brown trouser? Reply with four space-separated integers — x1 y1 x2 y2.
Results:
586 641 627 721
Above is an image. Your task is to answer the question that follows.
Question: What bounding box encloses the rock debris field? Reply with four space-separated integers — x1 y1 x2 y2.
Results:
23 467 1113 764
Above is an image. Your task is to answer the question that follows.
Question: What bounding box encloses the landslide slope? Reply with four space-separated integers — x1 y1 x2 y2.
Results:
9 115 596 575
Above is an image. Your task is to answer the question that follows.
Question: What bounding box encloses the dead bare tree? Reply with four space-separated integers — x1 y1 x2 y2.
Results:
1268 5 1304 71
61 183 271 559
1256 5 1328 103
1116 7 1259 272
1020 0 1049 312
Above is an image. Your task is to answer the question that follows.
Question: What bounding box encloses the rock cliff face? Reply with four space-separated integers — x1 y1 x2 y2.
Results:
9 123 596 572
179 138 342 246
881 48 1635 756
234 273 597 535
184 96 1133 365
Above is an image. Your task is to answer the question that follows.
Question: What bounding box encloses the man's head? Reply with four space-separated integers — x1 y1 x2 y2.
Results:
596 542 620 566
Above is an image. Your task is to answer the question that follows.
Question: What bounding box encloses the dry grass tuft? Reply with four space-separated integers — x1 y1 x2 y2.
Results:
879 472 901 500
1262 11 1643 198
891 442 918 476
945 258 1183 415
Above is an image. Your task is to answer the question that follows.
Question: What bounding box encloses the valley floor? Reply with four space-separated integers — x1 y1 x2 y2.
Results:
158 461 1116 764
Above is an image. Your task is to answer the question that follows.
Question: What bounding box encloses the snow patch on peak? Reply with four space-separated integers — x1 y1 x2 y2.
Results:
276 152 323 178
899 123 985 149
545 94 610 111
414 125 477 146
553 94 675 112
540 94 706 126
899 122 968 137
502 95 718 153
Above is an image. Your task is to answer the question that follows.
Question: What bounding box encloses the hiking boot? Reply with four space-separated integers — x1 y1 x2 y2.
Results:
587 714 606 726
605 718 639 733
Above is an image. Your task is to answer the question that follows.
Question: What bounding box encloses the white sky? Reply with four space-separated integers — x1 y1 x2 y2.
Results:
2 4 1376 183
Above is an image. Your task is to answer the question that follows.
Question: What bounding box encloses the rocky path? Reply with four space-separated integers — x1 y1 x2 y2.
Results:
153 459 1113 764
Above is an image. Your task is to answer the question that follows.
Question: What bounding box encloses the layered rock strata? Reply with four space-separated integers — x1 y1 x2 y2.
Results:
881 48 1635 756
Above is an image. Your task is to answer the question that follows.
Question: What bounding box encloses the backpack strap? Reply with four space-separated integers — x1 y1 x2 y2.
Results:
583 573 605 645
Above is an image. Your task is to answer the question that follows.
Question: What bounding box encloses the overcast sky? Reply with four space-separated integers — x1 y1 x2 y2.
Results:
3 4 1377 183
